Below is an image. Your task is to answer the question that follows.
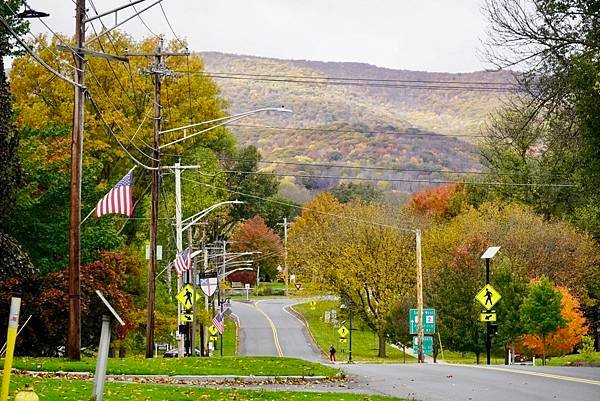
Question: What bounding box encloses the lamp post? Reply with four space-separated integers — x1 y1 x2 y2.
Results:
174 200 244 357
481 246 500 366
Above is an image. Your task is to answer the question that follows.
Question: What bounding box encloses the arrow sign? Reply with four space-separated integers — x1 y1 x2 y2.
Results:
180 313 194 324
475 284 501 310
480 312 497 322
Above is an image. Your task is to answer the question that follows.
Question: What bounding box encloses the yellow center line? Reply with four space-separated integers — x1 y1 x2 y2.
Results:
464 365 600 386
254 300 283 357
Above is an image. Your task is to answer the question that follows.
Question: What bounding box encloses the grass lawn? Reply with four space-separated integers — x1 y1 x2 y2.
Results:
219 317 237 356
546 351 600 366
440 350 505 365
294 301 416 363
2 355 339 377
1 376 407 401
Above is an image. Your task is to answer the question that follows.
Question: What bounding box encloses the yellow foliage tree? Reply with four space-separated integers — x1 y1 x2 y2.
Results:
290 196 416 357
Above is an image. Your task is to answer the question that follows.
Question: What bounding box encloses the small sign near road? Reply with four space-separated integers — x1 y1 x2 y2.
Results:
475 284 501 310
409 308 436 335
180 313 194 324
413 335 433 355
338 325 349 338
208 325 219 336
295 283 302 290
480 312 496 322
309 300 317 310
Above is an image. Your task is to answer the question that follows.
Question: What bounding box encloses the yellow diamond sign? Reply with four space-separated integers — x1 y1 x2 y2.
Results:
480 312 497 322
475 284 501 310
309 301 317 310
208 325 219 336
176 284 200 309
338 325 349 338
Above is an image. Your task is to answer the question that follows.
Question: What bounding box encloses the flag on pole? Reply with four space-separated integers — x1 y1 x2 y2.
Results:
212 312 224 334
95 170 134 218
173 248 192 277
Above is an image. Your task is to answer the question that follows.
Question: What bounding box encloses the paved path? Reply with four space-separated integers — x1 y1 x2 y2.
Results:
341 363 600 401
232 297 600 401
230 298 322 361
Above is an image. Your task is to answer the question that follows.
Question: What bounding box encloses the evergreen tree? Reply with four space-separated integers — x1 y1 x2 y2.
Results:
0 0 28 221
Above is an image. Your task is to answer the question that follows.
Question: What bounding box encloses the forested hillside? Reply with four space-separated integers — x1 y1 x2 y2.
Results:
199 52 515 199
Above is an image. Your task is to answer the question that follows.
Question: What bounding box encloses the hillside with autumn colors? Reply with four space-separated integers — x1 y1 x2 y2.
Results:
198 52 516 198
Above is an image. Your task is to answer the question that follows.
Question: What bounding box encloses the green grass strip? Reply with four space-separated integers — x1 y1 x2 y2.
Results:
3 376 405 401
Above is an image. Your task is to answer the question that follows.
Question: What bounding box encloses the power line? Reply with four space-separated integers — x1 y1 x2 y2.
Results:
176 71 520 93
198 70 518 87
180 176 415 232
196 156 569 178
215 169 577 188
227 123 487 138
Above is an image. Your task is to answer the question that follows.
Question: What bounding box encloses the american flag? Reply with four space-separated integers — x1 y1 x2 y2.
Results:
212 312 224 334
95 170 134 218
173 247 192 277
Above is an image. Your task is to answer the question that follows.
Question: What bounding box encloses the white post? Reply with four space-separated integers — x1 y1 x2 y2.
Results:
175 162 184 357
91 315 111 401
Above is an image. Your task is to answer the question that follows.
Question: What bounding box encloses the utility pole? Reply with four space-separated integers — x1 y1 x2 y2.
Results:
416 228 424 363
175 161 184 357
67 0 86 361
127 39 188 358
278 217 289 296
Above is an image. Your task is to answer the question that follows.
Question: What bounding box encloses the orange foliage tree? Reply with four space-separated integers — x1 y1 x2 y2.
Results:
230 215 283 281
519 287 587 357
410 184 465 219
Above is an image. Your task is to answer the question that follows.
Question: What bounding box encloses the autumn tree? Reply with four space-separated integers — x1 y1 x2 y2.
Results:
519 286 587 358
410 184 465 220
290 197 416 357
331 182 383 204
230 215 283 281
520 276 566 365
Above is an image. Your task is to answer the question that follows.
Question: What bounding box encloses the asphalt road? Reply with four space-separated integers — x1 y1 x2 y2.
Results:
231 297 600 401
230 298 322 361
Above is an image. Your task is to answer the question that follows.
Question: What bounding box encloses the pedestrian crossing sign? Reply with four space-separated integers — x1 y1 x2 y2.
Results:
176 284 200 308
309 301 317 310
338 325 349 338
208 325 219 336
475 284 501 310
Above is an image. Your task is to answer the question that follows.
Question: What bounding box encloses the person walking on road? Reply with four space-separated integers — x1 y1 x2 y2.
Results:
329 344 336 362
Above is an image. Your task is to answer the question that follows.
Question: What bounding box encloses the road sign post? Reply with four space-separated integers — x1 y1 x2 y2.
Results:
479 246 501 366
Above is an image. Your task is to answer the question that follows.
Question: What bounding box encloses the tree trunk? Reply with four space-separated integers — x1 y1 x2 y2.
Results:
119 346 126 358
403 345 406 364
504 344 509 365
377 331 386 358
542 333 546 366
476 351 480 365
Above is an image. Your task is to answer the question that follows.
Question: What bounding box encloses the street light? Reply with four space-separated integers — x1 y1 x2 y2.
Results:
340 301 354 363
481 246 500 366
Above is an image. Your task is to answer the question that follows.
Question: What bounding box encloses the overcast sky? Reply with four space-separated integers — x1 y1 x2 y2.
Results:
23 0 491 73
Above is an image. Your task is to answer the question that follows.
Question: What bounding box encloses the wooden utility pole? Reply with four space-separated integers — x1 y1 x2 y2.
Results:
127 39 188 358
146 38 162 358
416 228 424 363
67 0 86 361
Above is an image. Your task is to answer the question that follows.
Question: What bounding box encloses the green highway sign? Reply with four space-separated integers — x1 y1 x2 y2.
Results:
413 335 433 355
409 308 436 335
